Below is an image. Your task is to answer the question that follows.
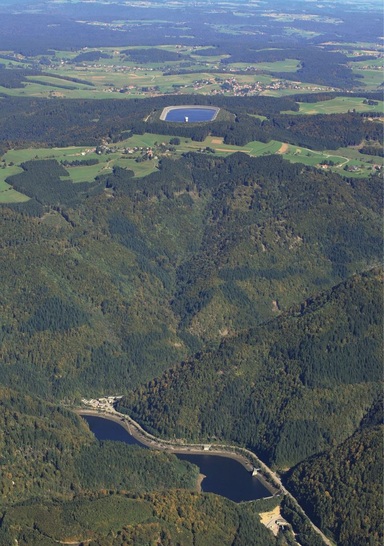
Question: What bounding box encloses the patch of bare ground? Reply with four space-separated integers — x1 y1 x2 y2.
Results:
259 505 282 536
196 473 206 492
277 143 289 154
215 147 240 152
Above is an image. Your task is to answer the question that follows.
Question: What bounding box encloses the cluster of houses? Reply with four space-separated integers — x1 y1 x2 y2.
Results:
81 396 122 411
96 142 177 161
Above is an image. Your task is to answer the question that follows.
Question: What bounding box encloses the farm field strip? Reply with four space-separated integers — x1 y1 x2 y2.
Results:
286 97 384 115
351 58 384 68
260 83 332 97
230 59 301 72
1 134 381 203
26 75 94 89
350 67 384 89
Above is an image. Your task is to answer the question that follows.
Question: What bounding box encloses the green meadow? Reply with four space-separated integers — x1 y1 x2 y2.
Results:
351 67 384 89
261 83 331 97
286 97 384 115
0 180 30 203
351 57 383 68
230 59 300 73
26 74 93 90
1 130 380 203
277 143 381 178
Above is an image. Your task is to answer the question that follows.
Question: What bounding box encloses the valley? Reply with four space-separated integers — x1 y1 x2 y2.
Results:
0 1 382 545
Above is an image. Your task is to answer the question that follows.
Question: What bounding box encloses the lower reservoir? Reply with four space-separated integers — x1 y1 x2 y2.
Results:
160 105 220 123
82 414 272 502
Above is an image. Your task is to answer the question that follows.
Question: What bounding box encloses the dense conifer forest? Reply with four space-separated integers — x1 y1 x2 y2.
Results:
1 153 381 399
286 399 383 546
117 269 383 466
1 94 382 152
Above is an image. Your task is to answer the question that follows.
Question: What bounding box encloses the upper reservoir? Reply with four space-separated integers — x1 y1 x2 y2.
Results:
160 105 220 123
82 414 272 503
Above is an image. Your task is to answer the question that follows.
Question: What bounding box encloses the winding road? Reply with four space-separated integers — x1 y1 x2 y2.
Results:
76 402 334 546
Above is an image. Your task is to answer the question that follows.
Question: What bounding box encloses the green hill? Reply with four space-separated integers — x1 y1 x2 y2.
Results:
0 142 382 546
0 387 280 545
0 387 198 506
286 399 383 546
1 153 381 401
118 268 383 468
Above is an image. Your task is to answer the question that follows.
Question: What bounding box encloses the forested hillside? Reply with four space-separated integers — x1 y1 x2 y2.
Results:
1 149 381 543
0 95 381 151
0 94 295 148
286 399 383 546
0 387 281 545
1 152 381 401
118 268 383 467
0 387 198 505
1 490 279 546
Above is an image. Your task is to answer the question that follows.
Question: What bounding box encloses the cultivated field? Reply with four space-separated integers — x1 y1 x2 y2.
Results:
287 97 384 115
1 132 381 203
0 41 381 203
0 45 355 100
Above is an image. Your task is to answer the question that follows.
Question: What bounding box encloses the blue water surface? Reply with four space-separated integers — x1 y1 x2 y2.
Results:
82 414 272 502
165 107 217 122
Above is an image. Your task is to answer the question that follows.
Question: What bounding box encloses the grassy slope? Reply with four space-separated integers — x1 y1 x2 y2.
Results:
287 97 383 115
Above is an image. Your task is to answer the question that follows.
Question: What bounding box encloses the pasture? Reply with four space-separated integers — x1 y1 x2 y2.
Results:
1 130 381 203
230 59 301 73
289 97 384 115
278 144 381 178
0 179 30 203
350 67 384 90
261 83 331 97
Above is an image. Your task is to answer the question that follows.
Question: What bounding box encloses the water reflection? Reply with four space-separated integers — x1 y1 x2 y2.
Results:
82 414 271 502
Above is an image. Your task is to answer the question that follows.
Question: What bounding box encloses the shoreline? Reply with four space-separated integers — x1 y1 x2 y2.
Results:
77 408 254 467
76 408 277 497
159 105 220 121
196 473 206 492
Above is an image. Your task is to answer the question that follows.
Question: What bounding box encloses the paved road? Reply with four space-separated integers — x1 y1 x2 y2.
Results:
77 406 334 546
